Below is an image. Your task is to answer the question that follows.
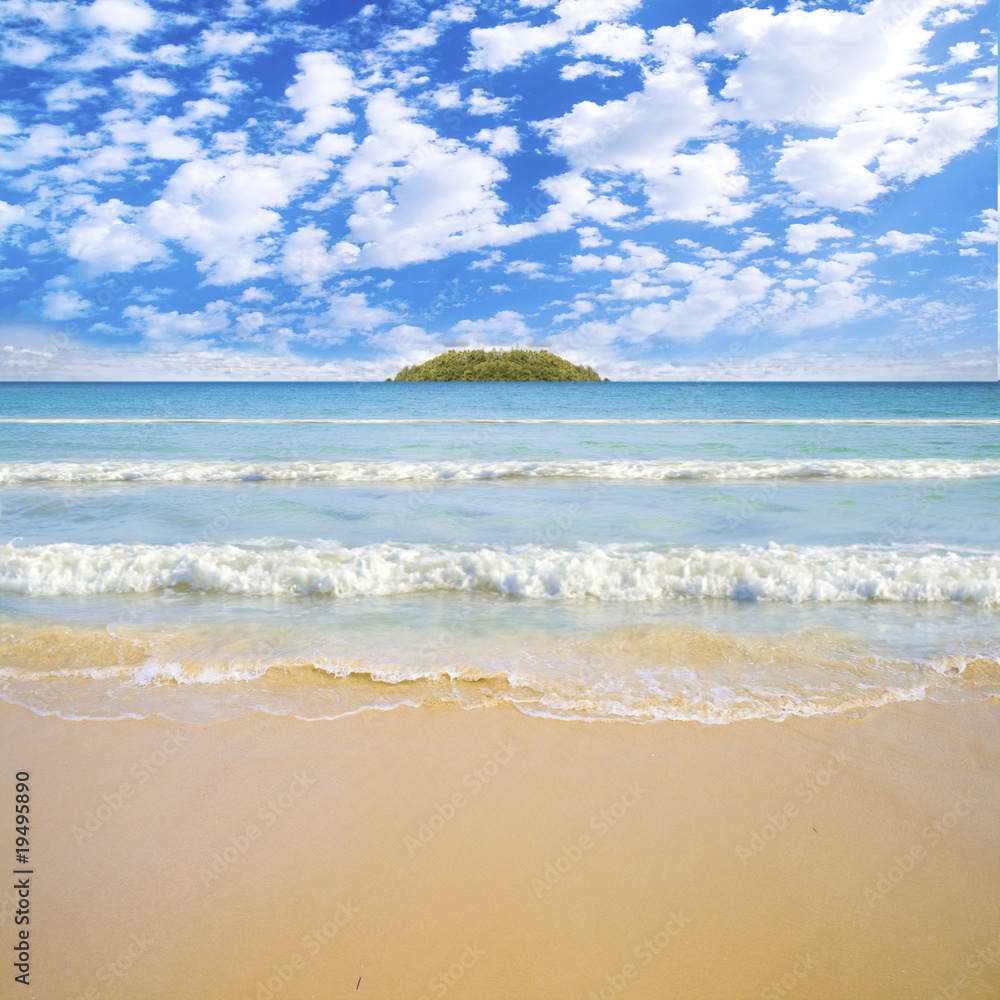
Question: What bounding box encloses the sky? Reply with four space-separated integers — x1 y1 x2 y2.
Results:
0 0 996 381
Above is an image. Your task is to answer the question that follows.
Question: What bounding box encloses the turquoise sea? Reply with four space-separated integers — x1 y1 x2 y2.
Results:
1 381 998 724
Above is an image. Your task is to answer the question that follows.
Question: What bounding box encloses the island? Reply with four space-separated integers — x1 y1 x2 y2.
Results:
389 348 608 381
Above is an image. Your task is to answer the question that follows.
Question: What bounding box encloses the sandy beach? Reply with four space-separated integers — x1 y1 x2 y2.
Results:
4 698 998 1000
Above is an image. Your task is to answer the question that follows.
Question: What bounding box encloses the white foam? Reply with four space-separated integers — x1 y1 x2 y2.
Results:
2 540 997 604
2 458 998 483
1 418 997 425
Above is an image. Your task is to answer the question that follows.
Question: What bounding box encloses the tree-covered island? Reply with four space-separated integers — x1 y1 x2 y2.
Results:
389 348 607 381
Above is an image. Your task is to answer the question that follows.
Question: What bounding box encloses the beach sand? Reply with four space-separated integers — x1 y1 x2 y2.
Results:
3 698 999 1000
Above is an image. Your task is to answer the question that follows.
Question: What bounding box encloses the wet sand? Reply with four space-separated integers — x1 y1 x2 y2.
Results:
2 698 999 1000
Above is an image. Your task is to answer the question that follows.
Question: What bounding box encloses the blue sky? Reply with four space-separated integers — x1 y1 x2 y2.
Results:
0 0 996 380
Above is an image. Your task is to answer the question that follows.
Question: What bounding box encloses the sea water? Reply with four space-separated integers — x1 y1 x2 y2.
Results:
1 381 997 723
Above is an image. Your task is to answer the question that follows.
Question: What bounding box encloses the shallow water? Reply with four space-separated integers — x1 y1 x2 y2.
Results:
1 381 997 723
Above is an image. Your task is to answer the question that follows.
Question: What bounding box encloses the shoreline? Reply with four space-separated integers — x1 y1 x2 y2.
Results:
3 697 999 999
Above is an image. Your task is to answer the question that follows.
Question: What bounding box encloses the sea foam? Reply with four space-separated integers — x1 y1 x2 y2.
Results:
1 540 997 604
1 459 999 483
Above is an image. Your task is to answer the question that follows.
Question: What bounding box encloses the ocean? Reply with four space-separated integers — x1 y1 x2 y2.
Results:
2 380 998 726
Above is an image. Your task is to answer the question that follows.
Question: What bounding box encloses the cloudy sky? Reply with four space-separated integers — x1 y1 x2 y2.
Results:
0 0 996 380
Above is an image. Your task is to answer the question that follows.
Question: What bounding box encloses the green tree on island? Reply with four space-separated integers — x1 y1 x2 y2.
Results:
390 348 608 381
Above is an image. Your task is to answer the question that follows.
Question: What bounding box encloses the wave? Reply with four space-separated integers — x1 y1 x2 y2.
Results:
1 540 997 604
2 458 999 484
2 622 997 725
1 418 998 425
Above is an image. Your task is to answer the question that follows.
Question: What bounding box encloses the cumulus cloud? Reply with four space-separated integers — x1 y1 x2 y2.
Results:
560 61 622 80
114 70 176 97
337 91 522 269
41 287 90 321
451 310 532 345
46 81 106 111
959 208 998 245
284 52 356 139
473 126 520 156
785 219 853 254
145 147 342 283
536 48 754 225
467 89 511 115
875 230 935 253
62 199 169 272
0 0 993 380
704 0 998 210
469 0 642 70
79 0 156 34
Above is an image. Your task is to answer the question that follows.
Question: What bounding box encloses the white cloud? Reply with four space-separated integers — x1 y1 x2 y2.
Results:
473 126 520 156
959 208 998 244
575 261 772 343
773 124 888 211
877 104 996 183
2 37 55 67
785 218 853 254
467 89 511 115
46 81 105 111
339 91 519 269
809 250 877 282
731 234 775 259
207 68 246 99
124 301 232 346
113 70 176 97
305 292 395 342
640 142 754 226
284 51 356 140
572 21 647 62
0 124 80 169
450 310 532 345
706 1 997 210
577 226 609 248
151 43 186 66
0 200 37 237
200 30 263 57
469 0 642 70
506 259 546 277
947 41 979 63
560 61 622 80
384 26 438 52
875 230 935 253
63 199 169 273
107 112 201 160
536 60 753 224
712 1 926 128
80 0 156 34
41 288 90 321
279 224 360 292
145 148 340 284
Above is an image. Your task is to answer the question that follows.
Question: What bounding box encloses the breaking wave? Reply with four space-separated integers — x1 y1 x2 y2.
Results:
2 458 999 484
2 540 997 604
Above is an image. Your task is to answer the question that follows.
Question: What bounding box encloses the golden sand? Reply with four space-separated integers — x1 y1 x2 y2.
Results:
2 699 999 999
